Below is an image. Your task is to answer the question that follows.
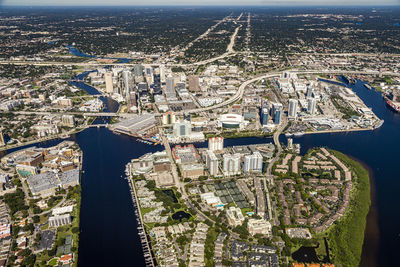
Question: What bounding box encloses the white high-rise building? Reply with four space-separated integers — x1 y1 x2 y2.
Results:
307 98 317 115
288 99 298 119
243 152 263 173
160 64 166 83
306 86 313 98
122 70 132 100
0 131 5 146
162 112 176 125
208 137 224 152
206 150 219 176
105 72 114 94
133 64 143 77
61 115 75 127
165 75 176 99
223 153 241 176
173 120 191 138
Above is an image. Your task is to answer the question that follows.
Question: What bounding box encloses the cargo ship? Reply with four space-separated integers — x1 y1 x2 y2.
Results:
386 99 400 113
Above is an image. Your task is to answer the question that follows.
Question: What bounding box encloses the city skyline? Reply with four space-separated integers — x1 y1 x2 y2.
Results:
2 0 400 6
0 4 399 267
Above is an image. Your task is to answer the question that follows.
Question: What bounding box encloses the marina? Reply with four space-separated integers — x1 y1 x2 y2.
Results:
125 164 156 267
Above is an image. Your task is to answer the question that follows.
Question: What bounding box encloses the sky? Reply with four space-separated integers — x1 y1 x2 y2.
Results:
1 0 400 6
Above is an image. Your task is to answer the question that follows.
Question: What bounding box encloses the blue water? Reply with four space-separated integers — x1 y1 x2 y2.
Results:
290 81 399 266
74 128 163 266
65 45 132 63
317 78 346 87
0 72 159 266
68 70 119 124
2 69 398 266
224 80 398 266
193 79 399 265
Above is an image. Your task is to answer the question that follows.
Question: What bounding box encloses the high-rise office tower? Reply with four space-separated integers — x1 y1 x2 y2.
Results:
0 131 5 146
188 75 200 92
165 75 176 98
173 120 191 137
159 64 166 83
162 112 176 125
133 64 143 77
274 109 281 124
122 69 132 100
261 108 269 126
105 72 114 94
271 102 283 125
145 66 153 77
306 86 313 98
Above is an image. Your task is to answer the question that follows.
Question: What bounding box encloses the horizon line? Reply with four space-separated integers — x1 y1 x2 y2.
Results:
1 4 399 7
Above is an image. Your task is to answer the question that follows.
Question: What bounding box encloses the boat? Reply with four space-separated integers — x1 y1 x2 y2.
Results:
386 100 400 113
364 83 373 90
293 132 304 137
285 133 293 137
374 120 384 129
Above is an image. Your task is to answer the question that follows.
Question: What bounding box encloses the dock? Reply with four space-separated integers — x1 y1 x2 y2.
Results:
125 164 157 267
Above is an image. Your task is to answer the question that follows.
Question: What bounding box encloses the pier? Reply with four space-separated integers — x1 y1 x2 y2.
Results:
125 164 156 267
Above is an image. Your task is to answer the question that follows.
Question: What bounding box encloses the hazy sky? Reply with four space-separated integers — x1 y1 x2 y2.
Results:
2 0 400 6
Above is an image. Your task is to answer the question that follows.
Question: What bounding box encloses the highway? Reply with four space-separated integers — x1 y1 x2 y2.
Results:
226 25 241 54
179 14 232 53
185 71 282 114
0 110 119 117
176 68 400 116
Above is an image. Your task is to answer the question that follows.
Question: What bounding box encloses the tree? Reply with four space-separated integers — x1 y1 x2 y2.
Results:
33 215 40 223
18 249 32 257
23 223 34 234
47 248 56 257
12 225 20 239
21 254 36 266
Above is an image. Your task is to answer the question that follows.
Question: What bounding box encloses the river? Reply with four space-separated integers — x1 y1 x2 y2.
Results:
2 63 399 265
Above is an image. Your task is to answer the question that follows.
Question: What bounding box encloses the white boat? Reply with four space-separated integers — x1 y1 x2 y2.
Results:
293 132 304 137
364 83 373 90
374 120 384 129
285 133 293 137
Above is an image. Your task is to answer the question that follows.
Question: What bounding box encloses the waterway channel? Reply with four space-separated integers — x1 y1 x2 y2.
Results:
2 62 399 265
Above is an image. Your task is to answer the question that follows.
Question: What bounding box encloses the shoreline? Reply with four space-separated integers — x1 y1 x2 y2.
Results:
204 126 375 142
357 159 379 267
324 150 371 266
0 125 92 152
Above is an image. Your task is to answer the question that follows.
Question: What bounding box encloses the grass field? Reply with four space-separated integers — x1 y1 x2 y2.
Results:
325 150 371 267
